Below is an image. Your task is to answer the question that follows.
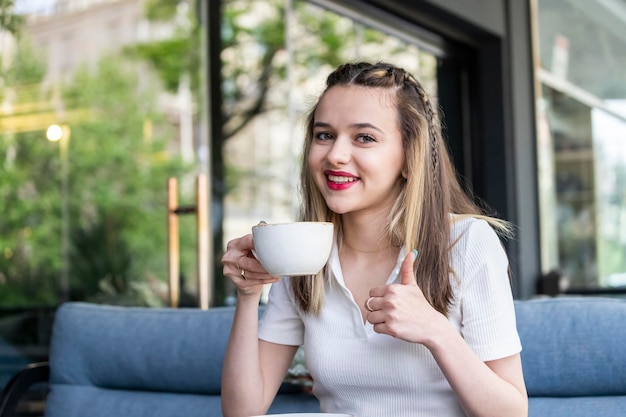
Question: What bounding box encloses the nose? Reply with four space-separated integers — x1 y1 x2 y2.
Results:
326 136 351 166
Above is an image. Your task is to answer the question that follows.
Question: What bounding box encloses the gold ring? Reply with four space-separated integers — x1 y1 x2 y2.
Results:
365 297 375 312
240 269 246 280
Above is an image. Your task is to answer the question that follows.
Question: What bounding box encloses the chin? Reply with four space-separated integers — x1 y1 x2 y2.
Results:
325 204 351 215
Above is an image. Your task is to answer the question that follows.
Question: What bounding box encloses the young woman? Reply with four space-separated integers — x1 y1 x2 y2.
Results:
221 61 528 417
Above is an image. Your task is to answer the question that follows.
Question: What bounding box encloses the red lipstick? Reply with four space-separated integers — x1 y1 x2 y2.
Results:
324 170 359 190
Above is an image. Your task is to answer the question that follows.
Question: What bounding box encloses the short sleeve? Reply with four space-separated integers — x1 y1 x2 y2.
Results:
258 278 305 346
457 219 522 361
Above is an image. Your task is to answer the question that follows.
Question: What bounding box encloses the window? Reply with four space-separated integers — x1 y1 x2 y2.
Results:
534 0 626 291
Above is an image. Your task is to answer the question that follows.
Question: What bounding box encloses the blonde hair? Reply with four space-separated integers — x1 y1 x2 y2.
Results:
294 62 512 316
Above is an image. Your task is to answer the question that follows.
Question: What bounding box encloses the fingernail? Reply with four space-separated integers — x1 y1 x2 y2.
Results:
259 220 267 224
412 249 419 258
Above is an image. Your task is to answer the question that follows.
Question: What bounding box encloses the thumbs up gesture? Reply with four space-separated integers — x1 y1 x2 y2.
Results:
365 249 446 344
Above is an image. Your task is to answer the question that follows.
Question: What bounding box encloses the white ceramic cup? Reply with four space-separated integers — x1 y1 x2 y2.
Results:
252 222 334 276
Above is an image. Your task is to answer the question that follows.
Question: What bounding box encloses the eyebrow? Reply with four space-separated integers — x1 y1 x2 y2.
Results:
313 121 384 133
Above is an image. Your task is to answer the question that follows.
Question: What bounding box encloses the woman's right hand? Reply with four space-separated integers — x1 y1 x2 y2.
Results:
222 233 281 298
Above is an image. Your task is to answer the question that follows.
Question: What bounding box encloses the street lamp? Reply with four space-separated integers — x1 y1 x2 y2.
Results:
47 124 71 302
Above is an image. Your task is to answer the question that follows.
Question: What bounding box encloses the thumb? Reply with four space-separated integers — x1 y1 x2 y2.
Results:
400 249 418 286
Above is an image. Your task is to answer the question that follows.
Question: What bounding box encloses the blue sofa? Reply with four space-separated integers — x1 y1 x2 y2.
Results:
516 296 626 416
1 296 626 417
0 303 319 417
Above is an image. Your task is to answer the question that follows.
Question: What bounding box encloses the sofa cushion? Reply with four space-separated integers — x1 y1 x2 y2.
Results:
44 384 318 417
529 396 626 417
48 303 235 394
45 385 222 417
516 297 626 397
45 302 319 417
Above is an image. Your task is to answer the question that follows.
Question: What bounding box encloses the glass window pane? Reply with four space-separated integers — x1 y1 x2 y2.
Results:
541 86 599 287
1 0 201 394
592 103 626 286
536 0 626 291
537 0 626 101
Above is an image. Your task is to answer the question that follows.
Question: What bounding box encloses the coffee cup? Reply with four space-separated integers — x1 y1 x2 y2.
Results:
252 222 334 276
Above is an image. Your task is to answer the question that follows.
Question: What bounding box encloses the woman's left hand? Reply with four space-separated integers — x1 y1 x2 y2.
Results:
365 250 450 345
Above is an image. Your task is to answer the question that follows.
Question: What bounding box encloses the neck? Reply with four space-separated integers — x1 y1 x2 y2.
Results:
340 210 394 252
342 239 398 253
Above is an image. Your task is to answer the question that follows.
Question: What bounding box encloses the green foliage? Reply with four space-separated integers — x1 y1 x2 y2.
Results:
0 38 57 306
60 56 194 305
0 40 194 307
126 0 200 93
3 38 46 85
143 0 179 21
126 36 197 92
70 212 133 298
0 0 24 36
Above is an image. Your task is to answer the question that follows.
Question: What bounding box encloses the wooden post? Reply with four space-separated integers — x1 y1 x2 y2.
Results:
167 178 180 308
196 174 210 310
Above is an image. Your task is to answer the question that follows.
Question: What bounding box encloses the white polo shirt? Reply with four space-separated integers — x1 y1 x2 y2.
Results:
258 217 522 417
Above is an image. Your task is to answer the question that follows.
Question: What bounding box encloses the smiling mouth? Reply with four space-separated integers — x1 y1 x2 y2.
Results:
327 174 358 184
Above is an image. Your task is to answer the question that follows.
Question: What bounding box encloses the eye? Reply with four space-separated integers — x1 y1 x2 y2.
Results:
356 134 376 143
315 132 334 141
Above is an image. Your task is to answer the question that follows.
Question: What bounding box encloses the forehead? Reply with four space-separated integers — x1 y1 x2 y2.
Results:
314 85 398 126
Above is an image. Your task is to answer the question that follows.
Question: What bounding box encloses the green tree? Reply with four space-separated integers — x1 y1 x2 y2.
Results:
61 55 194 305
0 39 57 306
0 39 193 307
0 0 23 36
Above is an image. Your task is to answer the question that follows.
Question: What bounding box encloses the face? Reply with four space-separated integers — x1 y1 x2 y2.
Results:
308 85 406 218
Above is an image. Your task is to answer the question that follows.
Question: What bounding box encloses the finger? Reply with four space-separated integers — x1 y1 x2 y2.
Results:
371 322 388 335
368 286 387 298
237 250 260 270
235 251 248 269
400 249 418 286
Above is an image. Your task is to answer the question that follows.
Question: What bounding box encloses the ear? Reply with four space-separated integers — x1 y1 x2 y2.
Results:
401 168 408 179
